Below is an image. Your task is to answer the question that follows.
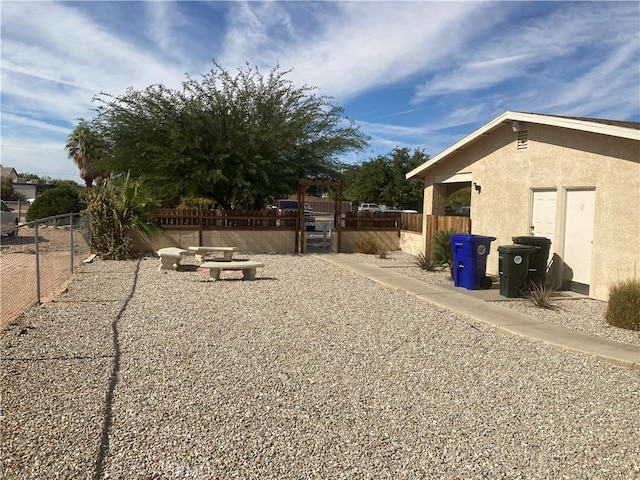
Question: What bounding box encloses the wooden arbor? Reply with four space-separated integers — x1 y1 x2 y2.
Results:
296 180 344 254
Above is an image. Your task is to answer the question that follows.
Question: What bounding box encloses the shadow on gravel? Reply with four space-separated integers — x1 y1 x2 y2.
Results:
93 258 142 480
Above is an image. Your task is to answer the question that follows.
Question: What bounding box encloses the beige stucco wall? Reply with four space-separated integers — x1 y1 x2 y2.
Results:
134 228 407 257
400 230 424 256
133 229 297 254
419 122 640 301
334 230 400 253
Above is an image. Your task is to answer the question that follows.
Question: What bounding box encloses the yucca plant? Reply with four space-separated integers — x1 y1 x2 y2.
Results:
413 251 435 271
84 172 160 260
527 281 557 310
432 229 457 278
605 277 640 331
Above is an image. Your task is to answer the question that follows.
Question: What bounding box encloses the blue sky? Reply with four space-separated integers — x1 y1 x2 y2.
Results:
2 1 639 184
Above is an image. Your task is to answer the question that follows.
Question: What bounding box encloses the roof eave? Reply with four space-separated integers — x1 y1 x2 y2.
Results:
406 111 640 180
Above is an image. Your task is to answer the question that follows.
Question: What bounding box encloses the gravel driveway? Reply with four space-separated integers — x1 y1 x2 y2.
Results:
2 253 639 479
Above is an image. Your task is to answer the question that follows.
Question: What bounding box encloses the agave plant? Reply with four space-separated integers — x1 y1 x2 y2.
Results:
527 281 557 310
413 251 435 271
432 229 457 278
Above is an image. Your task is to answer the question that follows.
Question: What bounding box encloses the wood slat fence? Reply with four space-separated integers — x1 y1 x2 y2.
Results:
400 213 423 233
157 208 284 229
154 208 470 253
155 209 419 231
424 215 471 253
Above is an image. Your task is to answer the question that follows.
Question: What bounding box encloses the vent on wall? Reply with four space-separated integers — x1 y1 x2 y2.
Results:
517 131 528 151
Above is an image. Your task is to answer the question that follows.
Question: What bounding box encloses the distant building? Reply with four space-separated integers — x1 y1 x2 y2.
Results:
12 180 56 200
0 165 18 181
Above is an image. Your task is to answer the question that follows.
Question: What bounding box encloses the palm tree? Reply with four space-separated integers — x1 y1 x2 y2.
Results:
65 123 105 188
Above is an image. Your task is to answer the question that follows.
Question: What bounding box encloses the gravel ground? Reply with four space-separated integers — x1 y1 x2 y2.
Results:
360 251 640 347
1 253 639 479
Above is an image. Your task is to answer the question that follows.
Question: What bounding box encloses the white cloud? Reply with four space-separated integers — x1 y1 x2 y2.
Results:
145 1 186 57
218 1 500 101
1 2 189 123
412 2 639 106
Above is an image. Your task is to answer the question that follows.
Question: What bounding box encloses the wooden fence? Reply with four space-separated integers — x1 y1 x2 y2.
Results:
424 215 471 253
154 208 469 254
343 211 401 229
400 213 422 233
157 208 285 229
156 208 415 231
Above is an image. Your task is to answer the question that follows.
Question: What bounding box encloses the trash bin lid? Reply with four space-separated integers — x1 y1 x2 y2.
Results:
451 233 474 242
498 244 539 253
511 236 552 246
452 233 497 242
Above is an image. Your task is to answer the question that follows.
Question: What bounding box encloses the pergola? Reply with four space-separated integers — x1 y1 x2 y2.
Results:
296 179 344 254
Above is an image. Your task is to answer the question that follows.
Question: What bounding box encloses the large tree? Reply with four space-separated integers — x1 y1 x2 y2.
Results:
92 63 369 209
65 122 107 188
342 147 428 207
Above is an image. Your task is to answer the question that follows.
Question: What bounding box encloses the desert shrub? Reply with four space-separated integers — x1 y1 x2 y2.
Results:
432 229 458 279
377 249 388 259
354 236 380 255
413 251 435 271
83 173 159 260
605 277 640 331
25 184 82 221
526 281 557 310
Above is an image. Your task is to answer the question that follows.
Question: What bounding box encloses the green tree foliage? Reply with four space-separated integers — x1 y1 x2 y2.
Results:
25 184 82 221
92 63 369 209
447 186 471 209
342 147 427 206
83 173 159 260
65 122 108 188
1 178 27 201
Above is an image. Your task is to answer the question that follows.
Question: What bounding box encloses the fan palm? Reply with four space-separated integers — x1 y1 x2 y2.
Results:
65 123 106 188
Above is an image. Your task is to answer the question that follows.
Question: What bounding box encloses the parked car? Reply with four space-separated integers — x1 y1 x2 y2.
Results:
358 203 382 212
446 207 471 217
1 200 19 238
275 199 316 231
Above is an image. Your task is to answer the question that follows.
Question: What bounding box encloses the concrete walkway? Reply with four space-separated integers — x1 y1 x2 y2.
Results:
319 254 640 370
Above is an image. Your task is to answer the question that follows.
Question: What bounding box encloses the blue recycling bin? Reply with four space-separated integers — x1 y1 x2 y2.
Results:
450 233 496 290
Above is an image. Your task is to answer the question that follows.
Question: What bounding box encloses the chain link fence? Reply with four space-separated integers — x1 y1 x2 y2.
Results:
1 213 92 330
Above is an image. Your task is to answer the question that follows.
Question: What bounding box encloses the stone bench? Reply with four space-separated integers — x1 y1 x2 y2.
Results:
200 260 265 281
187 246 238 262
157 247 188 270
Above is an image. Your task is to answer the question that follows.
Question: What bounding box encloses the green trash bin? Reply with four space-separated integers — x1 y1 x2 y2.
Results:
497 244 539 298
512 236 551 286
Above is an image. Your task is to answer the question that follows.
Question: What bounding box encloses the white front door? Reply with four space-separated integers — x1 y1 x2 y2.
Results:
563 189 595 288
531 190 556 245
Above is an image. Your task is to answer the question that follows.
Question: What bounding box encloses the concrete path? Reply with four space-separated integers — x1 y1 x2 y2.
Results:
319 254 640 370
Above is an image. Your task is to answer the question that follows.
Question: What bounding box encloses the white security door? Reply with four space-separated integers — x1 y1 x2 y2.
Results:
531 190 556 245
563 189 595 287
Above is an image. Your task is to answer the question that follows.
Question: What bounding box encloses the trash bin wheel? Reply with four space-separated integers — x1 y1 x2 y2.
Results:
481 276 493 290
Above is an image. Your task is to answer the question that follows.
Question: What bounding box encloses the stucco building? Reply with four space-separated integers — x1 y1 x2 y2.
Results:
407 111 640 301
